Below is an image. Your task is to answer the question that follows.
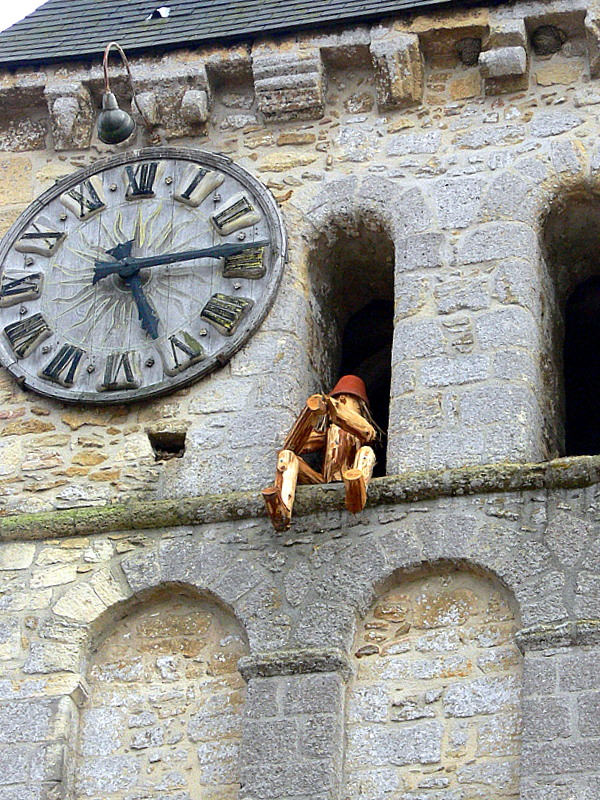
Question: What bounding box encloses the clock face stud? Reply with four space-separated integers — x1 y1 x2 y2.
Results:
0 148 286 404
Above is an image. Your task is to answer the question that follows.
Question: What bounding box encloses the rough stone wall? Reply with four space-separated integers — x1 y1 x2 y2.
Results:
0 0 600 798
75 592 247 799
0 473 599 799
1 0 600 509
346 568 522 798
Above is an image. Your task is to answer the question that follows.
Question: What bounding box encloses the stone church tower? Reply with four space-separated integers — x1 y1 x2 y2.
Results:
0 0 598 797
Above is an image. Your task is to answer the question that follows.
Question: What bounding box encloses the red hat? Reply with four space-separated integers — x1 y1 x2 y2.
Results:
329 375 369 404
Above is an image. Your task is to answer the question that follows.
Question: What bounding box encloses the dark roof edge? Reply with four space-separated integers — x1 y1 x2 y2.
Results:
0 0 491 69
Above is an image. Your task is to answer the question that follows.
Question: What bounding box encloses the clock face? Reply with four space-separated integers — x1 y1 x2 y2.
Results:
0 148 286 404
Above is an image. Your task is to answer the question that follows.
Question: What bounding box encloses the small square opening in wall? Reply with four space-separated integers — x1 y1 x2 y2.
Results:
147 429 186 461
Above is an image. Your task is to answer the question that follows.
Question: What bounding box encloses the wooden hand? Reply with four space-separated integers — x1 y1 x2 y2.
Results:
93 240 270 284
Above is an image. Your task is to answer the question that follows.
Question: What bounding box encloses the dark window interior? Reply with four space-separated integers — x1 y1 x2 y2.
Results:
564 276 600 456
339 299 394 476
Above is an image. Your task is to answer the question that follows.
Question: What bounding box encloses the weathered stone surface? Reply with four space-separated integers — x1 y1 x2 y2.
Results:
370 31 424 109
479 46 527 78
252 41 324 121
44 81 94 150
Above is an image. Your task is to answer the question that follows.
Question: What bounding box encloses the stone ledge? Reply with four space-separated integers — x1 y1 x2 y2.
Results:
517 619 600 651
238 648 353 682
1 453 600 542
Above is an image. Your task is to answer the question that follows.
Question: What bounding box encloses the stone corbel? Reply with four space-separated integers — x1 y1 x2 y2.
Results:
44 81 94 151
252 39 325 122
370 30 424 109
480 16 529 94
133 58 211 138
586 4 600 78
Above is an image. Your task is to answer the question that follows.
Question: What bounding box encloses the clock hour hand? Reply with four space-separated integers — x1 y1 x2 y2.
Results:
125 273 160 339
93 240 270 283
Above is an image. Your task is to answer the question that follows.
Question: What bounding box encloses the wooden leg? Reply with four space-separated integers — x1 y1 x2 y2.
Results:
343 446 376 513
262 450 300 531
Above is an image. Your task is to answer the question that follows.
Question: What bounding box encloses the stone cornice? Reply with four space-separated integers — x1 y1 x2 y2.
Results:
0 0 594 148
1 453 600 542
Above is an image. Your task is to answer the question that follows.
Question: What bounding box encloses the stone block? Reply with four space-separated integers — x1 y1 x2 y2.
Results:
23 641 80 674
577 692 600 736
282 673 344 716
0 700 55 743
559 649 600 691
586 4 600 78
487 15 527 48
395 232 446 273
479 46 527 78
458 221 538 264
475 306 538 351
44 81 93 151
52 582 107 624
241 719 297 764
522 655 557 697
443 675 520 717
120 550 161 594
252 41 324 121
521 738 600 777
346 720 442 767
393 319 446 360
529 110 583 138
522 696 572 741
0 543 35 570
434 176 484 229
180 88 209 124
370 31 424 109
245 676 280 719
387 131 441 156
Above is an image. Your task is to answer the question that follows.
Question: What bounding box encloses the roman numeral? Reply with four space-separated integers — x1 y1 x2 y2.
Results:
4 313 51 358
15 224 65 257
40 344 85 387
200 293 253 336
223 245 267 280
174 165 224 208
99 351 141 391
60 177 105 220
0 273 43 308
125 161 162 199
159 330 205 376
210 193 261 236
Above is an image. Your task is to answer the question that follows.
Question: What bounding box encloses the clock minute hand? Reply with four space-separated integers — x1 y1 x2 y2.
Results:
93 240 270 283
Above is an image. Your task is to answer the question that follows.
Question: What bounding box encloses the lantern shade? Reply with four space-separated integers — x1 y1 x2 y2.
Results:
97 91 135 144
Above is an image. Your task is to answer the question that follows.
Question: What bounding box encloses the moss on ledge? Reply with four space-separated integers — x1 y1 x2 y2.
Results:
2 454 600 542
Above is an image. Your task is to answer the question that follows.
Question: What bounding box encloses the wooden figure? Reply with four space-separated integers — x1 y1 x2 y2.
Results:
262 375 377 531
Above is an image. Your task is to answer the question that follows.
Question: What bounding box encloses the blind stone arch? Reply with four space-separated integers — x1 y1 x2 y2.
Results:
345 564 523 799
74 585 248 799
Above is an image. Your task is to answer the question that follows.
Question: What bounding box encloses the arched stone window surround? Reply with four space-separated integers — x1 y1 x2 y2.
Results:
41 536 275 799
541 182 600 457
345 561 524 799
303 174 429 475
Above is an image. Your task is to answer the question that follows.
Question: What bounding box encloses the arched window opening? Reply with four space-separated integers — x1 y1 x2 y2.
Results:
309 219 394 476
564 276 600 455
543 190 600 457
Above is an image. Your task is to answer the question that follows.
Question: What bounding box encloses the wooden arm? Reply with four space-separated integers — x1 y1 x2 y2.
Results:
283 394 327 453
325 395 376 443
